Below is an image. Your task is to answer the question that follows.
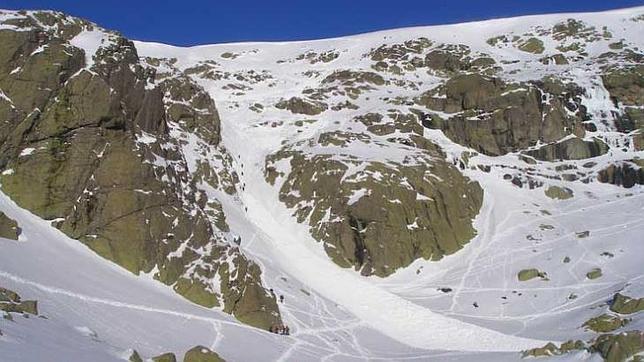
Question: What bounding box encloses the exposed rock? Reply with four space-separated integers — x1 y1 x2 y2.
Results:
586 268 603 280
369 37 433 62
417 74 588 156
602 65 644 107
544 186 574 200
183 346 225 362
322 70 384 87
275 97 327 115
523 342 559 357
576 230 590 238
0 286 38 315
540 53 569 65
517 37 545 54
266 146 483 277
367 38 435 73
598 161 644 188
0 287 20 303
610 293 644 315
128 350 143 362
424 48 471 73
152 352 177 362
591 331 644 362
296 50 339 64
524 137 608 161
602 65 644 150
0 212 20 240
0 11 280 330
584 314 629 333
522 340 585 358
518 268 547 281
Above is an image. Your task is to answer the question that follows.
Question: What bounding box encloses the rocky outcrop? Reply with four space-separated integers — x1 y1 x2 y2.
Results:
602 65 644 150
591 331 644 362
586 268 603 280
598 160 644 188
544 186 574 200
522 340 585 358
266 145 483 277
584 314 629 333
517 268 547 281
0 11 280 330
417 74 589 156
152 353 177 362
183 346 225 362
0 286 38 315
610 293 644 315
0 212 20 240
524 137 609 161
275 97 327 115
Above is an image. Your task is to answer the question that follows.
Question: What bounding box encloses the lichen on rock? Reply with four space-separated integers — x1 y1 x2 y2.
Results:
0 11 280 330
0 212 20 240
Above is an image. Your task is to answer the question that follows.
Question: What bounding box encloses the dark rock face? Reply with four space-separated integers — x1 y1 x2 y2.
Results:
602 65 644 107
602 65 644 150
0 11 280 330
524 137 609 161
598 161 644 188
416 74 588 156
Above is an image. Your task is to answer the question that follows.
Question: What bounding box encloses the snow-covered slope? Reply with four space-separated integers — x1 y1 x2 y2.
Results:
1 6 643 361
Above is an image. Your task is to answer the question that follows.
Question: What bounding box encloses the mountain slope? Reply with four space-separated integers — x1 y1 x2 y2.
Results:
0 6 643 361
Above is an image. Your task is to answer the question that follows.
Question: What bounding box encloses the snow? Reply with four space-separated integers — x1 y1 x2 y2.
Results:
346 188 368 205
1 5 644 361
19 148 36 157
69 29 109 69
135 131 158 145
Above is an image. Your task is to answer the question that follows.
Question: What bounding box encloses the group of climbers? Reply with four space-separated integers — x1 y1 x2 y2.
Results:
269 324 290 335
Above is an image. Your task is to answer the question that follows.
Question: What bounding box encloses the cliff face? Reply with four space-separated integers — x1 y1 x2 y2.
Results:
0 10 280 330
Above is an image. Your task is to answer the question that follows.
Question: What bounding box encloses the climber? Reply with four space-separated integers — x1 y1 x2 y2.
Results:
420 112 433 128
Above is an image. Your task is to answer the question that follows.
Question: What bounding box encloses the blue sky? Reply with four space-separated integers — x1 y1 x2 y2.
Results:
1 0 643 45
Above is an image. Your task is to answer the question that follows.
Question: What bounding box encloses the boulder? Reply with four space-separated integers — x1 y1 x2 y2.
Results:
518 268 546 281
610 293 644 315
586 268 603 280
544 186 574 200
0 212 20 240
152 353 177 362
183 346 225 362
